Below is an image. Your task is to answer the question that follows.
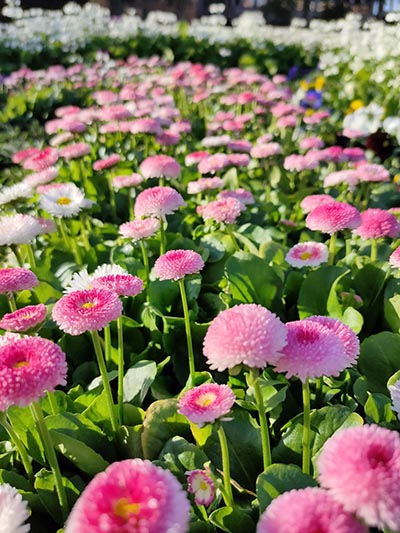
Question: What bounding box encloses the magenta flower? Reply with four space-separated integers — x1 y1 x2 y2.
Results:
306 202 361 234
317 425 400 531
353 208 400 239
64 459 190 533
154 249 204 281
0 336 67 410
285 241 329 267
198 197 243 225
300 194 336 214
0 304 47 332
186 470 215 506
0 268 38 294
389 246 400 268
119 218 161 241
273 319 352 381
256 487 367 533
92 154 121 171
91 274 144 297
134 186 186 219
12 146 40 165
140 155 181 179
178 383 235 426
52 288 123 336
203 304 287 371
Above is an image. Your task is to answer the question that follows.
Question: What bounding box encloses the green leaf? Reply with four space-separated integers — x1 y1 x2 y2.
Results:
50 431 109 475
209 506 255 533
341 306 364 334
256 463 317 513
6 406 46 465
158 436 210 482
358 332 400 394
364 393 396 424
123 360 157 404
384 277 400 333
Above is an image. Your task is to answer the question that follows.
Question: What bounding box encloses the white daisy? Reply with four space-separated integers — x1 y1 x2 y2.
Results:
0 214 42 246
93 264 128 278
0 483 30 533
62 268 93 293
0 183 33 206
39 183 86 218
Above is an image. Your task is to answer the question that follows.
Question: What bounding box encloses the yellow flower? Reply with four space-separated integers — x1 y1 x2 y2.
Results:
300 79 309 91
315 76 326 91
350 99 364 111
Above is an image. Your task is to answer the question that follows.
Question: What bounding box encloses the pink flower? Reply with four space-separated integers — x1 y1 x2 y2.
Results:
0 268 38 294
12 147 40 165
228 154 250 168
203 304 287 371
178 383 235 426
140 155 181 179
356 162 390 183
0 336 67 410
185 151 209 166
285 241 329 267
0 304 47 332
23 167 59 187
112 173 144 189
250 142 282 159
277 115 297 128
353 208 400 239
198 154 230 175
198 197 243 225
130 118 162 135
300 194 336 214
154 249 204 281
119 218 161 241
187 177 224 195
323 170 361 191
389 246 400 268
343 147 366 162
91 274 144 297
273 319 354 381
186 469 215 506
22 147 59 171
283 154 319 172
218 188 255 206
299 137 325 150
64 459 190 533
92 154 121 171
52 288 123 335
306 202 361 234
256 487 367 533
227 139 252 152
60 142 91 160
317 425 400 531
134 186 186 219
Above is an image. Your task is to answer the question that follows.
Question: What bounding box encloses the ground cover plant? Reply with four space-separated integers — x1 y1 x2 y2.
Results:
1 10 400 532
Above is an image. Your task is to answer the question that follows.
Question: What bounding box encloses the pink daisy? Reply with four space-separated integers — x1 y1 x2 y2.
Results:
185 151 210 166
52 288 123 336
250 142 282 159
198 154 230 175
64 459 190 533
178 383 235 426
22 147 59 171
272 319 351 381
91 274 144 297
357 163 390 183
112 173 144 189
187 177 224 195
283 154 319 172
0 268 38 294
198 197 243 225
389 246 400 268
119 218 161 241
134 186 186 219
323 170 361 191
154 249 205 281
306 202 361 234
12 147 40 165
0 336 67 410
285 241 329 267
203 304 287 371
140 155 181 180
92 154 121 171
130 118 162 135
300 194 336 214
186 469 215 506
256 487 367 533
23 167 59 187
60 142 91 160
299 137 325 150
227 154 250 168
317 424 400 531
342 147 366 162
0 304 47 332
218 188 255 206
353 208 400 239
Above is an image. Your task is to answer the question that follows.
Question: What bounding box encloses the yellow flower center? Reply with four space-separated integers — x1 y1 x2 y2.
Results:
113 498 141 520
14 361 28 368
197 393 216 407
82 301 95 309
57 197 72 205
22 313 33 319
199 480 209 491
300 251 312 260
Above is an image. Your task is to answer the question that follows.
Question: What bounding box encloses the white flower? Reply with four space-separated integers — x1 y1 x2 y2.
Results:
383 116 400 144
0 483 30 533
389 379 400 420
93 263 128 278
0 214 42 246
62 268 93 293
0 183 33 206
39 183 86 218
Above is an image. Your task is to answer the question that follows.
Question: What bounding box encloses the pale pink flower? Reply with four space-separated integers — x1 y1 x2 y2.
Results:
299 137 325 150
50 132 74 147
218 188 255 206
0 336 67 410
55 105 81 117
60 142 91 160
227 139 252 152
353 208 400 239
0 304 46 332
318 424 400 531
140 155 181 179
185 151 210 166
389 246 400 268
52 288 123 336
178 383 235 426
112 173 144 189
119 218 161 241
228 154 250 168
283 154 319 171
300 194 336 214
92 274 144 297
356 163 390 183
323 170 361 191
198 197 243 225
198 154 230 175
154 249 204 281
187 177 224 195
12 147 40 165
186 470 215 506
285 241 329 267
0 214 42 246
64 459 190 533
203 304 288 371
201 135 231 148
303 110 330 124
306 202 361 234
256 487 367 533
134 186 186 219
92 154 121 171
343 147 366 162
130 118 162 135
277 115 297 128
22 147 59 171
91 90 119 105
0 268 38 294
23 167 59 187
250 142 282 159
156 131 181 146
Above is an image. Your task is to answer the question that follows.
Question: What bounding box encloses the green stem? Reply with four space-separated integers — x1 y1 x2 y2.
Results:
140 239 150 288
8 292 17 312
104 325 112 367
117 315 125 426
1 415 33 481
345 237 352 257
370 239 378 262
225 225 241 253
47 391 58 415
25 243 36 269
178 278 196 387
251 368 272 470
90 330 118 435
79 213 91 252
217 425 234 508
30 402 69 522
58 218 82 266
328 233 337 265
159 218 167 256
10 245 24 267
302 379 311 475
128 189 135 220
109 180 117 222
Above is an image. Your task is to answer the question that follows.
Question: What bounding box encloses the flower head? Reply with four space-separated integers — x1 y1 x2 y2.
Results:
256 487 367 533
0 483 31 533
154 249 204 281
22 147 59 171
0 214 42 246
119 218 161 241
39 182 86 218
300 194 336 214
0 183 32 207
353 208 400 239
198 197 243 225
140 155 181 179
0 268 38 294
60 142 91 160
389 246 400 268
0 336 67 410
218 188 255 206
323 170 361 192
52 288 123 335
64 459 190 533
112 174 144 189
306 202 361 234
92 154 121 171
134 186 186 219
203 304 287 371
0 304 47 332
92 274 144 297
285 241 329 267
317 424 400 531
186 470 215 506
187 177 224 195
305 316 359 364
12 147 40 165
178 383 235 426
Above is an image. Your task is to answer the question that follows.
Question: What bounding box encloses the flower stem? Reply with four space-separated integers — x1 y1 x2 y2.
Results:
25 243 36 269
178 278 196 387
90 330 119 435
30 402 69 522
1 414 33 482
140 239 150 289
225 225 241 253
117 315 125 426
217 425 234 508
159 218 167 255
250 368 272 470
302 378 311 475
328 233 337 265
58 218 82 266
47 391 58 415
79 213 91 252
128 189 135 220
10 245 24 267
370 239 378 262
8 292 17 312
104 324 112 367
